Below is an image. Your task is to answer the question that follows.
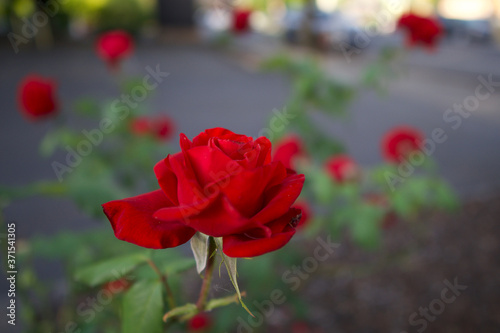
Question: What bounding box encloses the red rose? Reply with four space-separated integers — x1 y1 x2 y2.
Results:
397 13 442 49
18 75 58 121
188 312 212 331
325 154 359 183
273 135 305 170
130 115 175 141
293 200 311 229
381 126 423 163
232 9 252 34
96 30 134 68
154 115 175 141
102 128 305 258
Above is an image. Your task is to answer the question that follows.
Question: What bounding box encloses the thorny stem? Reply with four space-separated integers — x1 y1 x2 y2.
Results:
196 237 217 311
147 259 176 309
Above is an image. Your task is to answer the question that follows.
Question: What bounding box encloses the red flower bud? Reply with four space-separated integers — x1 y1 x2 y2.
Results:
381 126 423 163
130 115 175 141
18 75 58 121
232 9 252 34
325 155 359 183
188 312 212 331
96 30 134 69
397 13 443 49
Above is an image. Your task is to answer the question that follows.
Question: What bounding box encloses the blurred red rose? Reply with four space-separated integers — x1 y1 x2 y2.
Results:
154 115 175 140
232 9 252 34
273 135 305 170
293 200 311 228
381 126 423 163
130 117 150 135
103 278 132 294
102 128 305 258
96 30 134 68
397 13 442 49
130 115 175 141
325 154 359 183
18 75 58 121
188 312 212 331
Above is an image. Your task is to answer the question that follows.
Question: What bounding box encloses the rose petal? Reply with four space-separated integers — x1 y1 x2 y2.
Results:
252 173 305 225
102 190 196 249
156 193 262 237
185 145 243 187
154 157 179 205
218 161 287 217
222 208 300 258
192 128 252 147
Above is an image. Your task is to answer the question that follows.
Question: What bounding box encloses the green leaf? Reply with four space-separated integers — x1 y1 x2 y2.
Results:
39 130 61 157
75 253 149 287
213 237 252 316
190 232 209 274
123 280 164 333
309 168 335 204
434 180 459 211
74 98 100 117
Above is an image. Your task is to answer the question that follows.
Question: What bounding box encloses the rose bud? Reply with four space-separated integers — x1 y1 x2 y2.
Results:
152 115 175 141
131 115 175 141
273 135 305 170
381 126 424 163
18 75 58 121
397 13 443 49
188 312 212 332
130 117 151 136
102 128 305 258
325 154 360 183
96 30 134 69
103 278 132 294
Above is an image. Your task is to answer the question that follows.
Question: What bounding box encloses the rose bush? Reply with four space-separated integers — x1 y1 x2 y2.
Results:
103 128 305 258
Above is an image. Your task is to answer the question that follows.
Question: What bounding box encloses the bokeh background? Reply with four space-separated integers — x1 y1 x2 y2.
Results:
1 0 500 332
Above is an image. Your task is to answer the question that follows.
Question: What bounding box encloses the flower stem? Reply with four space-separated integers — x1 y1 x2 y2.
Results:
147 259 176 309
196 237 217 311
